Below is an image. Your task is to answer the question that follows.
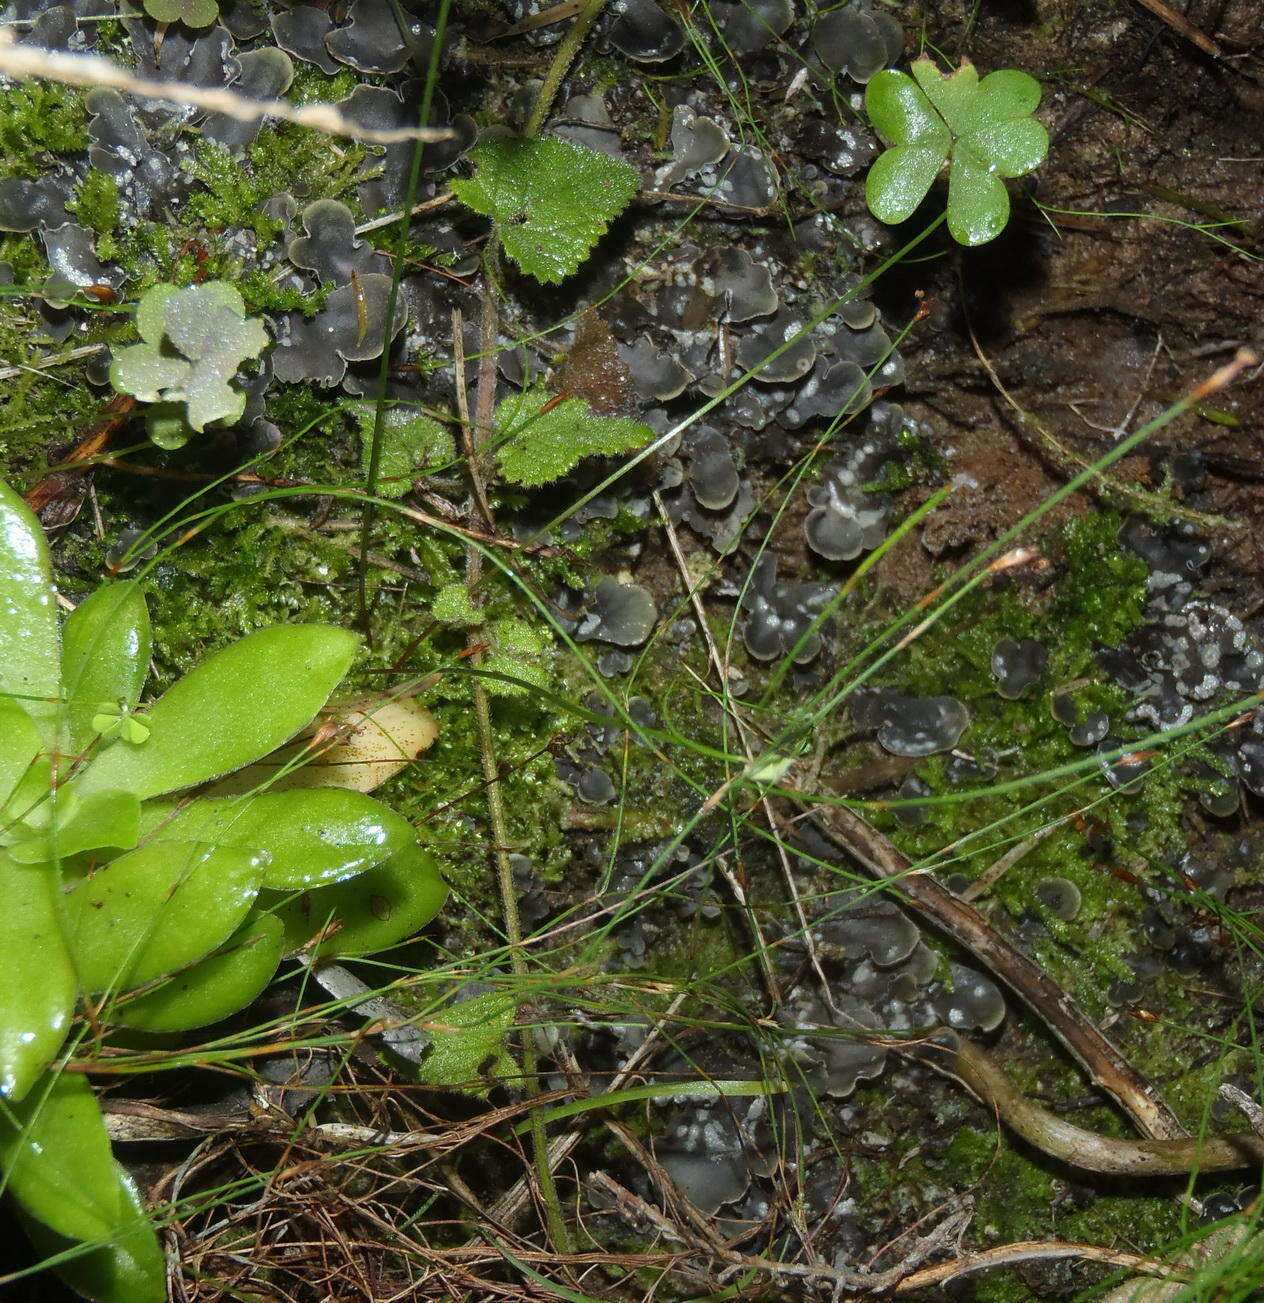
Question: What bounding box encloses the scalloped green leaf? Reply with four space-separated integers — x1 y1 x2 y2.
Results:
353 403 454 499
63 840 265 993
270 840 447 958
451 136 639 284
107 912 284 1032
0 853 76 1100
1 1070 165 1303
61 581 151 756
76 625 359 801
416 991 516 1092
141 787 414 890
494 390 652 487
0 481 59 738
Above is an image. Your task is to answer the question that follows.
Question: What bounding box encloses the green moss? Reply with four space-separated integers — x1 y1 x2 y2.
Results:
0 83 88 178
68 171 121 239
183 129 367 241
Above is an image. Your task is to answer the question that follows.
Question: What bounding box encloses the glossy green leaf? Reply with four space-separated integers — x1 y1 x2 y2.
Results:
141 788 414 890
865 67 949 154
0 481 59 738
910 55 979 137
63 840 265 993
451 136 639 284
1 1070 164 1303
21 1171 165 1303
945 143 1010 245
76 625 359 801
0 854 76 1099
864 57 1047 247
8 790 141 864
108 913 284 1032
61 582 151 757
271 841 447 958
0 696 41 810
864 142 946 225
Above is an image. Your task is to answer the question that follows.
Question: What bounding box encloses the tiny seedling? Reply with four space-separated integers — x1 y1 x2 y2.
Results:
109 281 269 444
864 56 1048 246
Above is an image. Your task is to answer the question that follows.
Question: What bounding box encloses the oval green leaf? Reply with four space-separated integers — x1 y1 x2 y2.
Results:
8 790 141 865
0 481 59 739
0 696 41 810
21 1171 166 1303
1 1070 164 1303
63 840 265 993
140 788 414 890
76 625 359 801
271 841 447 958
61 582 152 757
107 913 284 1032
865 67 950 149
865 142 945 225
0 854 77 1099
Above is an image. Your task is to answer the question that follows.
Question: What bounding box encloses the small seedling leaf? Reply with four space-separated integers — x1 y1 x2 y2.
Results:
110 282 268 433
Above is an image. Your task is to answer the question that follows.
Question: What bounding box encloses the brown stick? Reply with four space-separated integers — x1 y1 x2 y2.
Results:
793 796 1189 1142
938 1034 1264 1175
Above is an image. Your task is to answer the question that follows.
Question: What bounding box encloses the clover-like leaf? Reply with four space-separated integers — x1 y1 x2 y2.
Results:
110 282 269 433
451 136 639 284
865 57 1047 246
494 389 652 487
142 0 219 28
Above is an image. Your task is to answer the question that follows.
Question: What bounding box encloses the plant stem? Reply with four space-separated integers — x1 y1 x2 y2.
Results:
523 0 609 138
461 241 572 1255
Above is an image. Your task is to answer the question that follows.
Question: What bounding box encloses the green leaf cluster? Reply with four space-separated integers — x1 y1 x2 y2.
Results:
0 481 448 1302
494 389 652 487
109 282 269 441
864 57 1048 246
451 136 639 284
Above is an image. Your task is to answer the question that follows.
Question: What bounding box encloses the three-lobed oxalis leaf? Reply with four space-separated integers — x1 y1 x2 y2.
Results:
0 477 447 1303
864 56 1048 246
451 135 640 284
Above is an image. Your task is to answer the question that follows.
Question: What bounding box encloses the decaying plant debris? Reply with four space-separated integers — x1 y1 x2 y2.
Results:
1 0 1263 1300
